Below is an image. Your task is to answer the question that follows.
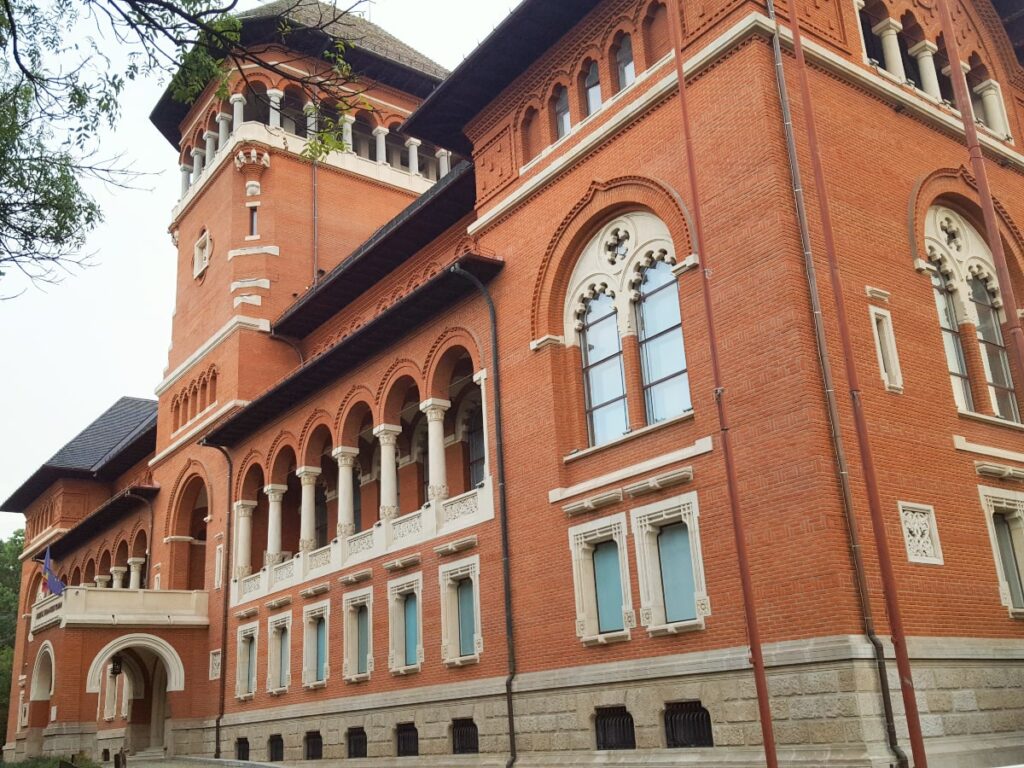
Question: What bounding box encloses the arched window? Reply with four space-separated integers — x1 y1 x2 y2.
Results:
643 3 672 61
552 85 571 140
636 259 691 422
614 34 636 91
931 269 973 411
581 292 628 446
857 6 886 67
582 61 601 116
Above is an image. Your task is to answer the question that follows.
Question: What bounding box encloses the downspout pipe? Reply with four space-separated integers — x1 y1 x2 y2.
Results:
665 5 779 766
763 3 906 765
776 8 928 766
934 0 1024 390
199 438 234 760
449 264 518 768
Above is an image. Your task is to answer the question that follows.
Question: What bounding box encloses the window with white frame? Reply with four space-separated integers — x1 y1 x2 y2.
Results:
388 572 423 673
970 277 1019 422
214 544 224 590
267 612 291 693
568 512 635 644
898 502 943 565
868 305 903 392
553 85 571 140
236 622 258 698
980 486 1024 616
636 258 691 420
343 586 374 682
930 267 974 411
630 491 710 634
302 600 330 687
439 555 482 665
193 230 211 278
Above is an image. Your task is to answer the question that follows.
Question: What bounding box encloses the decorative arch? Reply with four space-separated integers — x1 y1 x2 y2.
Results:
267 433 300 485
85 634 186 693
335 386 376 443
425 328 484 398
375 359 424 415
380 368 423 425
299 411 335 465
164 459 213 538
531 176 696 341
30 641 55 700
234 449 267 500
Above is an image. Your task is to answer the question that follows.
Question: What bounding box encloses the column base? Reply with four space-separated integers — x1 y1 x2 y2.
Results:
428 485 450 503
380 505 400 521
337 523 355 539
264 552 286 567
299 538 316 553
235 566 253 579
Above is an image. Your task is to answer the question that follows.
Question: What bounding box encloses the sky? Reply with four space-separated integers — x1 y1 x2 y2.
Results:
0 0 516 539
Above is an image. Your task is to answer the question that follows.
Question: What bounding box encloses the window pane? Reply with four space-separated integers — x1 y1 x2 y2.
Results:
642 259 675 294
279 627 289 687
982 344 1015 390
616 36 635 88
587 357 627 406
457 578 476 657
639 285 682 339
995 388 1020 422
591 400 628 446
995 515 1024 609
246 637 255 693
356 606 369 674
585 61 601 115
584 310 620 363
315 618 326 681
641 328 686 383
646 374 691 423
403 593 418 667
593 541 624 633
975 299 1002 343
658 523 697 623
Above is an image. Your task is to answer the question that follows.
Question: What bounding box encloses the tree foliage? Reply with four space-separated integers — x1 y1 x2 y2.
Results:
0 529 25 735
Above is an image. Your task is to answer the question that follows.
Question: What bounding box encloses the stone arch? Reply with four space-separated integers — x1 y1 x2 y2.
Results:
164 459 213 538
70 566 82 586
338 393 375 447
30 641 55 701
379 364 423 425
84 558 96 584
531 176 696 341
642 0 672 62
235 450 267 500
85 634 186 693
98 549 112 579
300 412 335 466
24 571 43 609
114 539 130 568
426 331 483 399
268 437 299 485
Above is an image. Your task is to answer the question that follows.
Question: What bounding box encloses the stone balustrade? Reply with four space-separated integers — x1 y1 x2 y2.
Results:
29 587 209 636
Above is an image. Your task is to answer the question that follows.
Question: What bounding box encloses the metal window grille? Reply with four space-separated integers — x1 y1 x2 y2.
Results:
304 731 323 760
452 718 479 754
235 739 249 761
595 706 636 750
665 701 714 747
396 722 419 757
347 727 367 759
267 734 284 762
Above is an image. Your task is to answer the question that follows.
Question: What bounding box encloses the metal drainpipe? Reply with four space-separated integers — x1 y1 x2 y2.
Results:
665 4 779 765
199 439 234 760
449 264 518 768
763 3 906 765
934 0 1024 389
778 8 929 766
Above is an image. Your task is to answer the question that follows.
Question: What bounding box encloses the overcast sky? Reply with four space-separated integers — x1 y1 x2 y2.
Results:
0 0 515 539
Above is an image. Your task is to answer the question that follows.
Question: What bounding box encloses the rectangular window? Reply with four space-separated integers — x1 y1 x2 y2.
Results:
554 87 571 139
343 586 373 681
267 612 291 692
631 491 710 635
869 306 903 392
568 513 634 644
235 738 249 761
439 555 482 665
214 544 223 590
388 573 423 673
452 719 479 754
396 723 419 757
236 622 258 698
302 600 329 686
595 706 636 750
980 487 1024 617
268 735 284 762
995 513 1024 609
248 206 258 237
664 701 714 747
304 731 323 760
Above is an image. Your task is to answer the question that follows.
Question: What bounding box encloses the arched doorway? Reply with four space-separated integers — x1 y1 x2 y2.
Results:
172 475 209 590
25 642 55 756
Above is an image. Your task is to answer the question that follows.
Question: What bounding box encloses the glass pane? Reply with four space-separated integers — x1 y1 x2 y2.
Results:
587 84 602 115
584 308 620 363
982 344 1015 390
642 260 675 294
315 618 326 681
617 37 635 88
995 515 1024 609
246 637 255 693
403 593 418 667
593 541 624 633
356 606 368 674
933 286 957 331
646 374 691 423
975 301 1002 344
641 329 686 383
994 388 1020 422
640 285 681 340
941 330 968 377
457 579 476 657
279 628 289 686
591 400 628 446
587 357 626 406
658 523 697 623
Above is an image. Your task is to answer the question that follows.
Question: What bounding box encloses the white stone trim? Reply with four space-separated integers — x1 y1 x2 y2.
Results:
567 512 634 645
208 649 222 681
301 598 330 687
157 316 269 393
214 544 224 590
236 620 259 699
563 412 698 463
342 585 374 682
438 554 482 666
868 305 903 392
29 641 55 700
630 491 709 635
387 571 423 675
954 435 1024 464
86 633 186 693
193 230 211 278
898 502 943 565
529 334 564 351
266 609 292 693
233 294 263 309
227 245 280 260
978 485 1024 617
149 400 250 466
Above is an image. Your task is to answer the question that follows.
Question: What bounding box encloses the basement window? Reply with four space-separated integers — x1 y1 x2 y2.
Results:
396 723 418 757
595 706 636 750
452 718 479 754
347 727 367 758
267 734 284 762
304 731 323 760
665 701 714 747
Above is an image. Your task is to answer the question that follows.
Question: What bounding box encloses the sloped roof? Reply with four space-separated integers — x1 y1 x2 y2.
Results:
2 397 158 513
990 0 1024 67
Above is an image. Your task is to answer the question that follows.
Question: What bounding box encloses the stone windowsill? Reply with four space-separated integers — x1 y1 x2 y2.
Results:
236 693 254 702
958 409 1024 433
581 629 630 646
268 686 288 696
303 679 327 690
443 653 480 668
391 663 420 676
647 618 705 637
344 672 370 684
565 411 695 465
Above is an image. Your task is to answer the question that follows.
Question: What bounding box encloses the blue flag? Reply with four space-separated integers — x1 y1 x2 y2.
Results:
42 547 64 596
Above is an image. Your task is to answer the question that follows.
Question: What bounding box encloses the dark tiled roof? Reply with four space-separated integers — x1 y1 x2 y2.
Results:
2 397 158 512
991 0 1024 67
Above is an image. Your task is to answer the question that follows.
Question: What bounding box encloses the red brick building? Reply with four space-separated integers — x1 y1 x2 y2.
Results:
5 0 1024 764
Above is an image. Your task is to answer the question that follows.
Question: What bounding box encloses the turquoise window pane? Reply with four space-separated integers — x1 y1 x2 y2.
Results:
658 522 697 623
279 627 288 686
246 636 255 693
995 515 1024 609
457 578 476 657
403 593 418 666
356 606 369 674
593 541 624 633
315 617 326 681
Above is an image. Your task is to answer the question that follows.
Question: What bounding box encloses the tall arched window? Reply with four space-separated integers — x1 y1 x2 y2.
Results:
636 259 691 422
582 292 628 446
553 85 571 140
582 61 602 116
931 269 973 411
614 34 636 91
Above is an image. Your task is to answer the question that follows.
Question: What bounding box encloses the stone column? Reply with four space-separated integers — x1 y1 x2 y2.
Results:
420 399 451 502
190 148 205 184
975 80 1008 136
405 138 421 175
374 424 401 520
203 131 218 169
872 19 906 82
373 126 389 164
341 114 355 152
297 466 322 552
216 112 232 149
127 557 145 590
95 575 111 589
180 164 193 198
233 500 256 578
436 148 451 177
333 447 359 538
267 89 283 130
909 41 941 99
264 484 287 565
305 102 317 136
109 567 127 590
230 93 246 130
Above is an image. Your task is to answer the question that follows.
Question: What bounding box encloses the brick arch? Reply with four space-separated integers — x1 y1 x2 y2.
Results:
164 459 213 539
267 432 300 484
300 410 335 466
375 359 424 419
530 175 696 340
130 523 148 558
336 386 376 446
234 448 267 500
425 328 484 398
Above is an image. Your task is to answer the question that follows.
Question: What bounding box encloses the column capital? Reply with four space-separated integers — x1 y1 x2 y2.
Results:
229 93 247 105
907 40 937 57
216 112 232 123
871 18 902 35
373 423 402 442
180 164 194 173
109 566 127 576
267 88 284 99
435 148 450 159
190 148 206 160
333 446 359 466
95 575 112 586
127 557 146 567
234 499 257 516
203 130 218 141
264 483 287 501
404 137 422 148
296 465 323 481
942 60 971 76
372 125 389 137
973 78 1001 96
340 114 356 125
420 398 451 421
332 445 359 459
